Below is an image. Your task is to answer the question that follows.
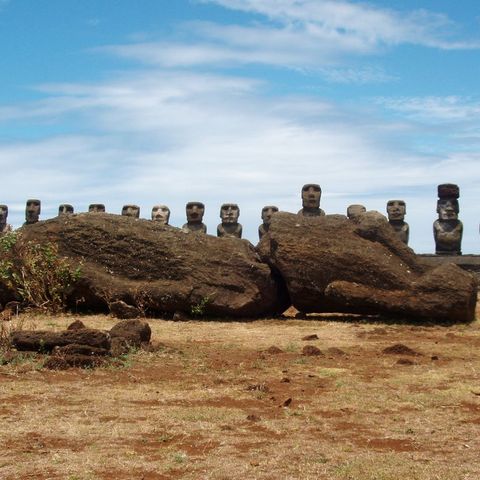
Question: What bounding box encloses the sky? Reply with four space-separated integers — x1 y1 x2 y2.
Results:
0 0 479 253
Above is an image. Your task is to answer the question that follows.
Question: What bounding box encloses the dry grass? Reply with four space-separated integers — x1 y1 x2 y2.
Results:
1 312 480 479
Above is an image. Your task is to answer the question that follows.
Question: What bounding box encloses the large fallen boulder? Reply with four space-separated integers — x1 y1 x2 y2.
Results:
257 212 477 323
19 214 288 318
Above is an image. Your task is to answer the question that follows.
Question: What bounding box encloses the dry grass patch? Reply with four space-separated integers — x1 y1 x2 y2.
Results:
0 313 479 479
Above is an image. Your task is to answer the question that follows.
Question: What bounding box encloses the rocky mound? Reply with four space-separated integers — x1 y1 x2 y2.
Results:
257 212 477 323
18 214 288 318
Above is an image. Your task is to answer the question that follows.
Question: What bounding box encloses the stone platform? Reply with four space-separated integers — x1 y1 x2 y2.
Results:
418 254 480 285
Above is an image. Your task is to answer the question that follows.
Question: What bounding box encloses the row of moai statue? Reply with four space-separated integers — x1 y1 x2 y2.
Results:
0 183 464 253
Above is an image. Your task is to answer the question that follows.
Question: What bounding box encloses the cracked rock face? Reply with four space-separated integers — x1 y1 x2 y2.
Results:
19 213 289 318
257 211 477 323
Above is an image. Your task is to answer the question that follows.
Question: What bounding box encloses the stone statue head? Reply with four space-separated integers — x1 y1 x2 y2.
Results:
186 202 205 224
220 203 240 224
25 199 41 224
261 206 278 226
89 204 105 213
0 204 8 224
386 200 406 222
301 184 321 209
121 205 140 218
437 199 459 220
347 204 366 220
151 204 170 224
58 204 74 216
437 183 459 220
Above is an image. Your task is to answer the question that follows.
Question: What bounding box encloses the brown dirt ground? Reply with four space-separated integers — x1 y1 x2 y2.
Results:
1 307 480 480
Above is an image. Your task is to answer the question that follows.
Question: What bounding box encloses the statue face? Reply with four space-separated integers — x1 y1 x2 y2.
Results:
25 199 41 223
0 205 7 224
347 204 366 219
261 206 278 225
121 205 140 218
437 199 458 220
301 184 321 209
58 204 74 216
186 202 205 223
89 204 105 213
386 200 406 221
220 203 240 224
151 205 170 224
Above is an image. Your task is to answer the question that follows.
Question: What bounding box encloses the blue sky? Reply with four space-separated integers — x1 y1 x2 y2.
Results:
0 0 479 252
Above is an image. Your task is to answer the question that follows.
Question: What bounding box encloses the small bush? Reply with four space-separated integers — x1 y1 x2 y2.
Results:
0 232 82 313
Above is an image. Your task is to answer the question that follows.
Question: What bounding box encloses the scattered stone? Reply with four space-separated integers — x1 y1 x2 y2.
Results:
396 358 416 366
281 398 292 407
109 319 151 347
53 344 110 356
110 337 131 357
246 414 261 422
246 383 269 392
172 311 189 321
43 354 105 370
67 320 87 331
265 346 283 355
431 355 439 361
10 329 111 352
109 300 141 320
382 343 420 356
280 377 291 383
302 334 319 341
302 345 323 356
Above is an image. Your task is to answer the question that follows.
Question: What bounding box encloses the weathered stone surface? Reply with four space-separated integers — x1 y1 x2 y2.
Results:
53 343 110 356
10 329 111 352
258 212 477 323
44 354 106 370
109 300 141 319
67 319 87 330
109 319 151 347
19 213 287 317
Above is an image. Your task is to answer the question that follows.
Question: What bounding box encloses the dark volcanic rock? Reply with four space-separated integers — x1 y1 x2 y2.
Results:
109 300 141 319
10 329 111 352
67 320 87 330
258 212 477 323
109 319 151 347
19 214 288 318
44 354 106 370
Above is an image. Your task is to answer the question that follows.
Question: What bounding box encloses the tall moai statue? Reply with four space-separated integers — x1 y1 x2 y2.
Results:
347 204 366 220
183 202 207 233
258 205 279 239
217 203 242 238
24 199 41 225
121 205 140 218
151 205 170 225
298 184 325 217
89 204 106 213
386 200 409 245
58 204 74 216
433 183 463 255
0 205 12 234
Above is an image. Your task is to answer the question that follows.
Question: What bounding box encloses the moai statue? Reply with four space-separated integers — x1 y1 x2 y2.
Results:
433 184 463 255
386 200 409 245
217 203 242 238
347 204 366 220
151 205 170 225
89 204 106 213
121 205 140 218
258 205 279 239
298 184 325 217
24 199 41 225
58 204 74 216
182 202 207 233
0 205 12 234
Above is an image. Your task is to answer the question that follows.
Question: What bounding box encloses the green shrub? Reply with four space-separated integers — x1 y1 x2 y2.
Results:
0 232 82 312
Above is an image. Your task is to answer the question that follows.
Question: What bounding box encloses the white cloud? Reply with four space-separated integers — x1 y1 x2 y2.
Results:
1 68 479 252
